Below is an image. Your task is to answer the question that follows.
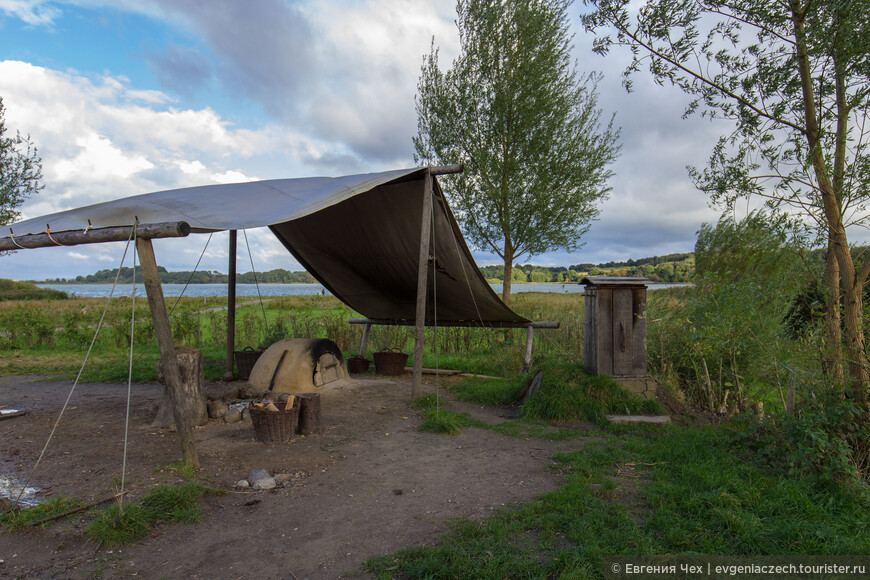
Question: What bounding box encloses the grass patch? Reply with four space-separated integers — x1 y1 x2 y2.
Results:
0 496 83 529
88 482 211 546
87 503 152 546
418 409 483 435
366 423 870 579
448 375 526 406
521 359 663 427
410 393 441 409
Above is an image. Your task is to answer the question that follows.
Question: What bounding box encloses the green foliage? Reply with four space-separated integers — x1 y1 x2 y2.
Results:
0 496 82 529
736 389 870 490
415 0 620 299
0 97 43 227
648 212 806 412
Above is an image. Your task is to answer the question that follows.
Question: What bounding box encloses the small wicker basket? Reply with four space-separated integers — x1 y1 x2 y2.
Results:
235 347 265 380
372 348 409 376
249 400 299 443
347 356 371 373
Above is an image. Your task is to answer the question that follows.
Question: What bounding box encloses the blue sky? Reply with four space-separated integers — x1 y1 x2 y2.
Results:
0 0 730 280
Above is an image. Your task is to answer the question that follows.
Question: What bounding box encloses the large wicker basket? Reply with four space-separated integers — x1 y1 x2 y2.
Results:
249 401 299 443
234 347 264 380
373 348 409 376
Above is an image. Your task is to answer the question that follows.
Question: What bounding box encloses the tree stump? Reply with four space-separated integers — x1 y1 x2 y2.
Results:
295 393 321 435
152 347 209 429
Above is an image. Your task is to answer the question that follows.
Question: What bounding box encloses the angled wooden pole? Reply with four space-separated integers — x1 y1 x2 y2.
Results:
224 229 237 380
359 321 371 357
412 170 433 399
136 237 200 468
523 326 535 372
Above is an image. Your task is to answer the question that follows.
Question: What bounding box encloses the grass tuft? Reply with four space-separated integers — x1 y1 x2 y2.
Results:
0 496 82 529
418 409 483 435
87 503 151 546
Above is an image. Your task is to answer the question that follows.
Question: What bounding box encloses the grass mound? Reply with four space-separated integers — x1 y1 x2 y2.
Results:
0 278 68 300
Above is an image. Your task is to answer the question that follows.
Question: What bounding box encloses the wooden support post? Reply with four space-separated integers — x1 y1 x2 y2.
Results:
523 326 535 372
136 237 200 468
412 170 433 398
359 321 371 357
224 229 237 380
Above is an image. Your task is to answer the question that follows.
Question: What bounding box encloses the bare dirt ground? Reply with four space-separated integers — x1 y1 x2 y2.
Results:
0 373 594 579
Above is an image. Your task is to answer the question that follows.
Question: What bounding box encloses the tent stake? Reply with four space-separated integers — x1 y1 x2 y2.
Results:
136 237 200 468
412 170 434 399
224 229 237 380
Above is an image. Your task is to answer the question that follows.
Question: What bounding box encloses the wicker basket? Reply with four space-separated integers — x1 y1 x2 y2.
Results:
234 347 264 380
249 401 299 443
373 348 409 376
347 356 370 373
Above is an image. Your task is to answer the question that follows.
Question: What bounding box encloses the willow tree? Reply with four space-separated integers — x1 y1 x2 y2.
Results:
583 0 870 414
414 0 620 305
0 97 42 227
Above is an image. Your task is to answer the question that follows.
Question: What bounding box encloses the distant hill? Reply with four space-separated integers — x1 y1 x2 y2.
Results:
33 253 695 286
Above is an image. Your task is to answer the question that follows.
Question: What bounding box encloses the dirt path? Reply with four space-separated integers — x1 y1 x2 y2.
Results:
0 374 592 579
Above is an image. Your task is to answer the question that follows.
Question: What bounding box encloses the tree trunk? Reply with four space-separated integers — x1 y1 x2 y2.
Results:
153 347 209 429
824 241 844 384
295 392 322 435
502 240 514 306
792 5 869 416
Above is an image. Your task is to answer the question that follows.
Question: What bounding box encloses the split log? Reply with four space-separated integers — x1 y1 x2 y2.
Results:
295 393 321 435
153 347 209 429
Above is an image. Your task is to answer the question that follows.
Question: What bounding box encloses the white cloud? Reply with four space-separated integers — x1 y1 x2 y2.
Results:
0 0 60 25
66 250 89 260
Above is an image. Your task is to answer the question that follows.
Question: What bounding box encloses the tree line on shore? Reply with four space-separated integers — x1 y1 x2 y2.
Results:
33 254 697 285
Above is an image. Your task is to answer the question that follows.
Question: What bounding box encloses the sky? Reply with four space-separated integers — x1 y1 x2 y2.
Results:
0 0 732 280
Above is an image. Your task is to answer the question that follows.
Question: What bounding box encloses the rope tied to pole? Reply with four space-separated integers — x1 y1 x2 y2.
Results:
45 225 67 246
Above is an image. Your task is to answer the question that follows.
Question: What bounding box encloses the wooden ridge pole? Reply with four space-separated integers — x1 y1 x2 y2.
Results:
0 221 190 251
224 229 237 380
412 169 434 399
136 236 200 468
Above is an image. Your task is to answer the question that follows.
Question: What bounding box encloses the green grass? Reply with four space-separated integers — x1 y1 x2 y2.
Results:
87 482 211 546
366 424 870 579
0 496 83 529
418 409 484 435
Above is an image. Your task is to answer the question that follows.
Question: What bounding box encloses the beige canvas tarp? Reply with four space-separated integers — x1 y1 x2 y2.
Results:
3 167 528 326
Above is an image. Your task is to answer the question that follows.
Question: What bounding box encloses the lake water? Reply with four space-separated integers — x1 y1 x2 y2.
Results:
36 282 688 298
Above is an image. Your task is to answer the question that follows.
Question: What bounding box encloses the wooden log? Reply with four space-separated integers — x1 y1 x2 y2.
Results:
295 393 321 435
0 221 190 251
412 170 433 399
137 237 199 468
428 164 464 176
153 347 209 429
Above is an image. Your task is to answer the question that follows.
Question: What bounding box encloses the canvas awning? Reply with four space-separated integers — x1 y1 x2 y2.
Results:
3 167 528 326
